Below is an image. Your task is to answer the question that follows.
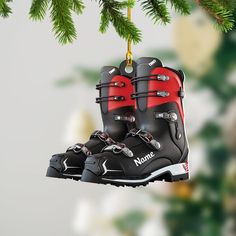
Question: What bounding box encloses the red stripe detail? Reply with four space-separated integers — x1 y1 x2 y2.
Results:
108 75 134 111
147 67 184 121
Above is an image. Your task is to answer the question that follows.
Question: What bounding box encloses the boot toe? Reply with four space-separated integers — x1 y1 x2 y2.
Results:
81 152 124 184
46 154 66 178
50 154 65 171
46 152 86 179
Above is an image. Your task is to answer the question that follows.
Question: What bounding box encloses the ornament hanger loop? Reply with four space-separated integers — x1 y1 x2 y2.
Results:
126 6 133 66
126 51 133 66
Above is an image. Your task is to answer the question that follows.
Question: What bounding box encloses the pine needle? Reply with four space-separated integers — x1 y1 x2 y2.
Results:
50 0 77 44
98 0 142 43
168 0 190 15
70 0 85 15
30 0 48 20
140 0 171 24
0 0 12 18
1 0 235 44
197 0 235 32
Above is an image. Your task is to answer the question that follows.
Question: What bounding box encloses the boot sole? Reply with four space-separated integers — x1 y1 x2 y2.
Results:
81 162 189 187
46 167 81 181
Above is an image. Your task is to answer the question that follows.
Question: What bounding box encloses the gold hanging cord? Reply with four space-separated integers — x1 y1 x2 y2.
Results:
126 6 133 66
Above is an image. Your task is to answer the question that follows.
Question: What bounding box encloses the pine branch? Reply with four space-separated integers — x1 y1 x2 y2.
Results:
29 0 85 44
0 0 12 18
196 0 234 32
140 0 170 24
1 0 235 45
70 0 85 15
99 0 134 33
112 11 142 43
30 0 48 20
50 0 77 44
215 0 236 10
167 0 190 15
100 7 110 33
98 0 142 43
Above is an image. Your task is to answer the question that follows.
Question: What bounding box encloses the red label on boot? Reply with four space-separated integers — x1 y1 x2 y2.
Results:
183 161 189 173
108 75 134 111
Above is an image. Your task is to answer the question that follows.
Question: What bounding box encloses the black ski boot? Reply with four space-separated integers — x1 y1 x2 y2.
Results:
46 61 136 180
81 57 189 187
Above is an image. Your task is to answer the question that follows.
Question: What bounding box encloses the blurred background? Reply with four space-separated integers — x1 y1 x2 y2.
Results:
0 1 236 236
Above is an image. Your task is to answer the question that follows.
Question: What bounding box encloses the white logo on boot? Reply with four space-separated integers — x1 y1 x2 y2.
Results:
148 59 156 67
109 68 116 74
134 152 155 167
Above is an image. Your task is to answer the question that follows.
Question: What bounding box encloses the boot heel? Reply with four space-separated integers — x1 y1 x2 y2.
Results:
168 172 189 182
159 162 190 182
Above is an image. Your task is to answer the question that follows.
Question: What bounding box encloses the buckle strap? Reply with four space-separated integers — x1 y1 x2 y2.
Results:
103 143 133 158
127 129 161 150
114 114 135 123
67 143 92 155
90 130 116 145
155 112 178 122
96 95 125 103
96 81 125 89
131 74 170 84
131 90 169 99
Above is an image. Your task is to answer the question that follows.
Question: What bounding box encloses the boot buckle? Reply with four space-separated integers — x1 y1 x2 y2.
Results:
128 129 161 151
104 144 134 158
156 91 169 97
157 74 169 81
114 82 125 87
67 143 92 156
155 112 178 122
150 140 161 150
114 115 135 123
90 130 116 145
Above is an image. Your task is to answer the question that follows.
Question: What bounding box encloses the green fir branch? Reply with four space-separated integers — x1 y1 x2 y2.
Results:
196 0 234 32
216 0 236 10
30 0 48 20
140 0 170 24
168 0 190 15
0 0 12 18
100 7 110 33
50 0 77 44
29 0 84 44
112 11 142 43
1 0 235 44
98 0 142 43
69 0 85 15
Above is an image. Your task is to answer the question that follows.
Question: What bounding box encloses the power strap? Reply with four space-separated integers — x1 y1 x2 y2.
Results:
96 95 125 103
131 73 184 98
96 79 126 103
131 74 169 84
131 90 169 99
96 81 125 89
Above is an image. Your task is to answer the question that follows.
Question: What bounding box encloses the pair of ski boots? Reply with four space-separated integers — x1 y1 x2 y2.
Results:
46 57 189 187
